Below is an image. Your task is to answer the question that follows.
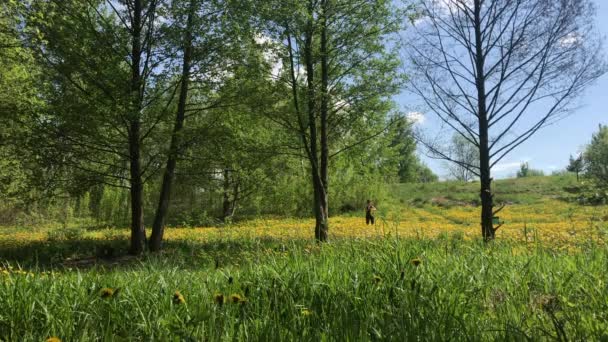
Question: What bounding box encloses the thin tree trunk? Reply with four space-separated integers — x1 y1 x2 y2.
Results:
222 168 232 222
318 0 330 242
304 2 326 242
231 182 239 217
149 0 195 252
474 0 494 241
128 0 146 255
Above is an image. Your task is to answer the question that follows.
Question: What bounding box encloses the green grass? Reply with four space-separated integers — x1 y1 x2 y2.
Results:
2 174 607 341
395 174 579 206
1 237 607 341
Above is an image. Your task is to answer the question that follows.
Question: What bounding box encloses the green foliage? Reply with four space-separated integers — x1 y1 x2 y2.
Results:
446 134 479 182
517 162 545 178
584 125 608 189
566 154 584 179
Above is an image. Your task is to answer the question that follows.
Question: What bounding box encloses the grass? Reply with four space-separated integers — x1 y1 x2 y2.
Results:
1 238 607 341
395 174 579 205
1 174 607 341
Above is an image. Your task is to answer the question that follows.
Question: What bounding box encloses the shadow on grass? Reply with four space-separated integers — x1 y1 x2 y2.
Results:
0 235 309 270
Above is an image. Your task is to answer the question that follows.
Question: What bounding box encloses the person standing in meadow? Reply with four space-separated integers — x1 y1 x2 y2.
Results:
365 200 376 225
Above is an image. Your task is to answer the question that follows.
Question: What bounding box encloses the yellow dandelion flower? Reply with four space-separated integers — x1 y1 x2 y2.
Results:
410 258 422 267
301 309 313 316
46 337 61 342
99 288 114 298
214 293 225 305
230 293 243 304
173 291 186 305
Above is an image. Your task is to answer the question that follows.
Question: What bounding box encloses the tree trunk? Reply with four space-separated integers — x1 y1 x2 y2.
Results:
149 0 195 252
231 182 239 217
128 123 146 254
222 169 232 222
128 0 146 255
317 0 329 242
474 0 494 241
303 2 328 242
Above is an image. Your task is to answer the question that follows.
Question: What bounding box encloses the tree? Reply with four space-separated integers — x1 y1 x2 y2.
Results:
516 162 544 178
409 0 605 240
25 0 168 254
389 118 419 183
446 134 479 182
566 154 584 181
584 124 608 188
148 0 247 251
259 0 407 241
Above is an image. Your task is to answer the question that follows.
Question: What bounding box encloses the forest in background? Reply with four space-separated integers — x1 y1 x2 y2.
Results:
0 0 437 230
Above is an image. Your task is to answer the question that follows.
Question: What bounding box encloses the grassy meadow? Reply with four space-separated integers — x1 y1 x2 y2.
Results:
1 175 608 341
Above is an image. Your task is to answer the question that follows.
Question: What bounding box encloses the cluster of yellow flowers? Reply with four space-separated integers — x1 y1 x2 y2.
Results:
173 291 186 305
0 265 47 278
0 200 605 251
213 292 246 305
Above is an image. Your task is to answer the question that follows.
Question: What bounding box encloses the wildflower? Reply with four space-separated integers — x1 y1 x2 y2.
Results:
301 309 313 316
99 287 115 299
173 291 186 305
214 293 224 306
410 258 422 267
230 293 243 303
46 337 61 342
373 275 382 284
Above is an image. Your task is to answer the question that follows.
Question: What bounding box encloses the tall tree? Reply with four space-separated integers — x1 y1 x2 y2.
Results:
409 0 605 240
259 0 408 241
25 0 168 254
584 124 608 188
567 153 584 182
149 0 196 252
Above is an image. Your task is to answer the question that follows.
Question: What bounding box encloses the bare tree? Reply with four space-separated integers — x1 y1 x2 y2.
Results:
446 133 479 181
408 0 605 240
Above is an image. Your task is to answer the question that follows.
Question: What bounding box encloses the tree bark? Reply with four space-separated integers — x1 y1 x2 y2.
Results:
303 1 329 242
222 168 232 222
318 0 330 242
474 0 494 241
149 0 195 252
128 0 146 255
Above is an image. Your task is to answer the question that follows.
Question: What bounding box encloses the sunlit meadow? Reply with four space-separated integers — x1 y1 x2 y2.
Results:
1 195 608 341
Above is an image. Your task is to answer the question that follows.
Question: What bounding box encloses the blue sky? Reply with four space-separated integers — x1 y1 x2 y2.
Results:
398 0 608 179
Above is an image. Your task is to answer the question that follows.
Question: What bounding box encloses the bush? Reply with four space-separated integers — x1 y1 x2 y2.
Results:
46 227 85 242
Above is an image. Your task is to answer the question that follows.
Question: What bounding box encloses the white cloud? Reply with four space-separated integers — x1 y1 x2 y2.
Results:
492 160 529 173
492 162 521 173
407 111 425 125
559 33 580 47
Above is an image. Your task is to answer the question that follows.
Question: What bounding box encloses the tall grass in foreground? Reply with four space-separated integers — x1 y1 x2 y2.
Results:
1 237 607 341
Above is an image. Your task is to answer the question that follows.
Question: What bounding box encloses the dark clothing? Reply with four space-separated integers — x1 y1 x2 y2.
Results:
366 212 375 225
366 204 375 225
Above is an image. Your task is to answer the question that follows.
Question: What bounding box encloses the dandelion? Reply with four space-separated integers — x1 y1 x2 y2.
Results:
230 293 243 303
301 309 313 316
46 337 61 342
173 291 186 305
214 293 224 306
410 258 422 267
100 287 115 299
